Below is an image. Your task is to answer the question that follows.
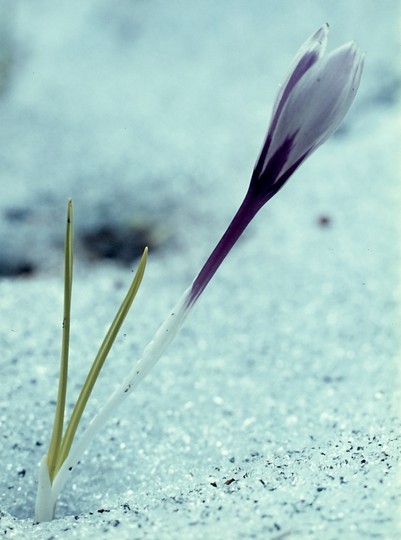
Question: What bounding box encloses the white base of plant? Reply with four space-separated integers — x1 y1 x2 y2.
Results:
35 456 55 523
35 286 191 522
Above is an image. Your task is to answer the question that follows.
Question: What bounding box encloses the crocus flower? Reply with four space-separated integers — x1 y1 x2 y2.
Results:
35 25 363 522
189 23 364 305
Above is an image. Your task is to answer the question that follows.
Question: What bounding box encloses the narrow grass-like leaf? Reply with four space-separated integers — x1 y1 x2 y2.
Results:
54 246 148 475
47 199 74 481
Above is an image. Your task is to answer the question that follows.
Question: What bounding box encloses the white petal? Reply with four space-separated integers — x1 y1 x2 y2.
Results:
265 41 364 178
269 24 329 129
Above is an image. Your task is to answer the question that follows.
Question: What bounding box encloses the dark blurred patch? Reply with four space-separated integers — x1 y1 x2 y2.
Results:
0 259 35 277
80 221 166 264
317 215 331 228
93 0 142 45
322 375 344 384
1 207 38 276
1 201 171 275
372 75 400 106
4 206 33 222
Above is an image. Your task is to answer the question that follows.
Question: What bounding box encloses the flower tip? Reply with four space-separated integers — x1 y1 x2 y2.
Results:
321 22 330 33
332 40 364 69
345 40 359 52
315 23 329 43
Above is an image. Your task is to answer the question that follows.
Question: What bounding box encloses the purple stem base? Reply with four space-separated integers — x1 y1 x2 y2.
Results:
188 190 263 308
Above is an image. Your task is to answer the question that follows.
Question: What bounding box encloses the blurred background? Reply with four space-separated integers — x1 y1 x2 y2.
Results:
0 1 400 528
0 0 399 277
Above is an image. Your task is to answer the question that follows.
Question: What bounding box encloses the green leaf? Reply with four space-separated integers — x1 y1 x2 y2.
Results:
54 246 148 475
47 199 74 481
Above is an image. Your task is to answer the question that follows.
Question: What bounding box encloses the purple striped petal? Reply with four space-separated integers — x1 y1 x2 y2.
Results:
251 32 364 204
188 26 364 307
268 42 364 178
269 24 329 134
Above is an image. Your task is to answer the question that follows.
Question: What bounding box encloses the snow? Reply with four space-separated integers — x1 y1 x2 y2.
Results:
0 0 400 538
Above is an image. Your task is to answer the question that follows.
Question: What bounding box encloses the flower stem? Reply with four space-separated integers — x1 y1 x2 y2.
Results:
50 191 262 501
51 286 191 503
189 190 261 306
35 455 53 522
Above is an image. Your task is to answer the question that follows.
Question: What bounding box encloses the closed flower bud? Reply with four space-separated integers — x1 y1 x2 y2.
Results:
251 24 364 204
190 25 364 305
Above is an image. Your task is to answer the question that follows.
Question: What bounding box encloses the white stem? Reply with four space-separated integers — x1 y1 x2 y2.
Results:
34 455 55 522
50 286 192 505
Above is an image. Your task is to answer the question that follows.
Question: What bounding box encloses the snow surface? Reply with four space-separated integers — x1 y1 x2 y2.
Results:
0 1 400 538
